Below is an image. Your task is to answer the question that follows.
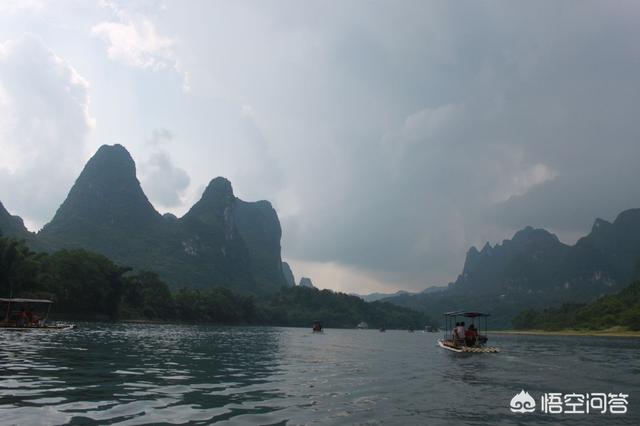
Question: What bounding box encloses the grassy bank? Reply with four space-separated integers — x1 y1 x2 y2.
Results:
493 326 640 338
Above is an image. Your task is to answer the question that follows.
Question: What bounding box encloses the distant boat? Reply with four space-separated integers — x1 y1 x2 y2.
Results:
312 321 323 333
0 298 75 331
379 327 386 332
437 311 499 353
425 325 438 333
356 321 368 329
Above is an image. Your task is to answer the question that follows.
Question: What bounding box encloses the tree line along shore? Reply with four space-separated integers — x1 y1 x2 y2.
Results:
3 232 639 334
0 235 433 329
509 280 640 334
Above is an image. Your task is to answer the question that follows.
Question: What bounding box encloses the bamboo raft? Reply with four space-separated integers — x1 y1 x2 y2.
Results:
438 339 500 353
461 346 500 353
438 311 500 354
0 324 76 331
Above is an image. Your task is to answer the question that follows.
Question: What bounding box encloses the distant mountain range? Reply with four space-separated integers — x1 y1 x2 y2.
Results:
384 210 640 326
3 144 640 322
358 286 447 302
0 144 288 295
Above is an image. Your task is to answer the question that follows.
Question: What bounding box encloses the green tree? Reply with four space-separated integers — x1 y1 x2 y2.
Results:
122 271 175 319
0 237 42 297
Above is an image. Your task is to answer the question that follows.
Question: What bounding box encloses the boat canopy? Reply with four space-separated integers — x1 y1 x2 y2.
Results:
443 311 490 318
0 298 53 304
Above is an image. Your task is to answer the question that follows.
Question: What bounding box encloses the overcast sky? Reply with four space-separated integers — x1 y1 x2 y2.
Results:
1 1 639 294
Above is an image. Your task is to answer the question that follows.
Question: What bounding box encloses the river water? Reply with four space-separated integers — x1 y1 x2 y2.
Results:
0 324 638 425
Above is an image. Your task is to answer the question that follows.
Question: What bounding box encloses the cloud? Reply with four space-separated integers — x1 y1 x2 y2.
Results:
0 34 94 230
2 2 640 293
91 2 189 91
139 129 190 209
229 110 284 202
270 2 640 290
287 259 404 294
92 18 173 70
0 0 44 15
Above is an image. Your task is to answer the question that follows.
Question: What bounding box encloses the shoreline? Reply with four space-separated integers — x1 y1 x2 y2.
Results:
492 328 640 338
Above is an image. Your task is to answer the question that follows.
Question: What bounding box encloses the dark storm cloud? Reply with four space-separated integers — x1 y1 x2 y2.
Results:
274 1 640 288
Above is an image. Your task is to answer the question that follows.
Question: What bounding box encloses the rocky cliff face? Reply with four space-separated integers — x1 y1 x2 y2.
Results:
44 144 162 232
299 277 315 288
32 144 286 294
385 212 640 327
39 144 164 256
454 226 570 295
281 262 295 287
235 199 285 289
451 215 640 302
0 201 30 239
568 209 640 287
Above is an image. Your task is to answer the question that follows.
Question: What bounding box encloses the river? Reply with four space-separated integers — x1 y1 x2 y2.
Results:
1 324 638 425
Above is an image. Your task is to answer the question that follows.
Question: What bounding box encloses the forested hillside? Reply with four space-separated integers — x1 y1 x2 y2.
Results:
0 235 431 328
512 281 640 331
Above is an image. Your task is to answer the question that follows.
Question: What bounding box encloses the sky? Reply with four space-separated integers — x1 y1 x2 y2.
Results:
1 1 639 294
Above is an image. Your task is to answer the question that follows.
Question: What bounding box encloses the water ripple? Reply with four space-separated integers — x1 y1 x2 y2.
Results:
1 325 639 425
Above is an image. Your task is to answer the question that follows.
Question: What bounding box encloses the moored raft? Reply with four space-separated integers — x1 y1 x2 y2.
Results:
1 298 75 331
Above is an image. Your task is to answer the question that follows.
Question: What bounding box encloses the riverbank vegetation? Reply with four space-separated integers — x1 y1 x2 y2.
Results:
0 235 431 329
511 281 640 331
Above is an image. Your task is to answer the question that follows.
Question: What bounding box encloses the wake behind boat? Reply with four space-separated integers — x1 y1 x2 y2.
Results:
1 298 75 331
437 311 499 353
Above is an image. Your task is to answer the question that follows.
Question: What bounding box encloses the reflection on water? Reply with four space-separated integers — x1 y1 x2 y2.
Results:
0 325 638 425
1 324 285 424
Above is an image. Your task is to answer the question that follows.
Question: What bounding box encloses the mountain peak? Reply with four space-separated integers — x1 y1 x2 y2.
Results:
591 217 611 233
95 143 131 157
282 261 296 287
90 144 136 177
202 177 234 199
467 246 480 256
41 144 160 233
22 145 286 295
613 208 640 227
299 277 315 288
184 177 236 225
480 242 492 253
511 226 559 245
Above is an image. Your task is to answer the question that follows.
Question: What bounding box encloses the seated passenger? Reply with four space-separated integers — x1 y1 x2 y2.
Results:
18 308 28 327
465 324 478 346
455 321 466 343
457 321 466 336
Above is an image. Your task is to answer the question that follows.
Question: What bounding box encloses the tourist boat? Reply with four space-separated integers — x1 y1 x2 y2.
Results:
0 298 76 331
312 320 323 333
437 311 499 353
356 321 368 329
